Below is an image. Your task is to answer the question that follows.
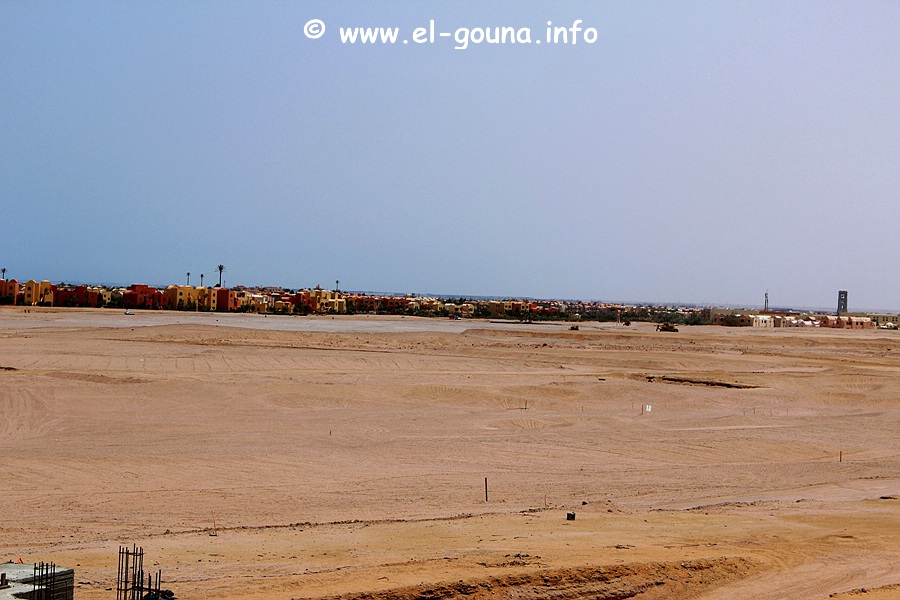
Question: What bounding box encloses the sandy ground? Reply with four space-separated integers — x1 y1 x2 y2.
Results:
1 307 898 599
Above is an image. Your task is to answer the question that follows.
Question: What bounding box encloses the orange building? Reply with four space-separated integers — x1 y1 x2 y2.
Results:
379 296 410 313
0 278 20 302
346 294 379 313
164 285 203 310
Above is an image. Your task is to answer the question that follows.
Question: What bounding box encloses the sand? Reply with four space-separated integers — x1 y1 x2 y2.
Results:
1 307 898 599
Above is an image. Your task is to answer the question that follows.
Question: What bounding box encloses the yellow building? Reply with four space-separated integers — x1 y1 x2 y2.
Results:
445 303 475 317
482 301 506 316
304 289 346 313
195 286 213 311
273 300 294 313
23 280 37 304
165 285 204 310
418 297 444 312
249 294 270 313
23 280 54 306
88 287 113 306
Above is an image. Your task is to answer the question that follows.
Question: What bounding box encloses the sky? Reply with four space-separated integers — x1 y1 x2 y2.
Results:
2 1 899 311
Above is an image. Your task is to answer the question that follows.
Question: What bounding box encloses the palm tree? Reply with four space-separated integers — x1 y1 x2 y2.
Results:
200 274 204 287
186 272 190 286
1 268 5 280
217 265 225 287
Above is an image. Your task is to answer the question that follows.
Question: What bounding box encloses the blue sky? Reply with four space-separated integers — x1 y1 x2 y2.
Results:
2 1 898 310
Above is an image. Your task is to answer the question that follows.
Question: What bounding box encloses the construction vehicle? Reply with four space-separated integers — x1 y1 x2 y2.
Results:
656 322 679 332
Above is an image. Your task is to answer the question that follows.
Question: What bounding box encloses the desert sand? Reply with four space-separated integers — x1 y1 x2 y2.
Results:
1 307 898 599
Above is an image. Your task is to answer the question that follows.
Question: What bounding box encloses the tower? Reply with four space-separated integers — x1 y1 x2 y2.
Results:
837 290 848 316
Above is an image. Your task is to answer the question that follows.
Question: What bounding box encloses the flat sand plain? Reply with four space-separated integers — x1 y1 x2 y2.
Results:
1 308 898 599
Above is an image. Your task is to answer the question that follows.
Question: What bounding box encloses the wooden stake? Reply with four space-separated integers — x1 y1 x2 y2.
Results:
839 451 842 463
211 511 218 536
485 478 489 502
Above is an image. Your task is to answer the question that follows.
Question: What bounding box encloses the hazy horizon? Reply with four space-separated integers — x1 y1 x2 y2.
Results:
3 2 898 311
1 274 894 314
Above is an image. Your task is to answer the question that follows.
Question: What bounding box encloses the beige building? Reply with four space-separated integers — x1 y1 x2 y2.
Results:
711 307 801 327
233 290 269 312
867 314 900 327
711 311 772 327
818 315 875 329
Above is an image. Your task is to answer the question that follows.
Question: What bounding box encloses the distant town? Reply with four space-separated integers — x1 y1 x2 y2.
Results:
0 271 897 330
